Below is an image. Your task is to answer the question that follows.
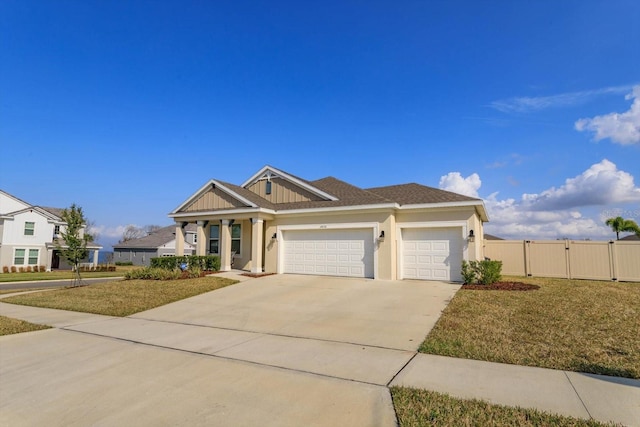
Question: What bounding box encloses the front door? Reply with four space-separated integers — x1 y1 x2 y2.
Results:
51 250 60 269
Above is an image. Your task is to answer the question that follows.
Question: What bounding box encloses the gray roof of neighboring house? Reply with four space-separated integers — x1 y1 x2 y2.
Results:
113 224 196 249
484 233 504 240
620 234 639 241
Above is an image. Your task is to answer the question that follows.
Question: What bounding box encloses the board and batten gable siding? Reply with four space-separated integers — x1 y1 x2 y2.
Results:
183 187 247 212
246 177 325 204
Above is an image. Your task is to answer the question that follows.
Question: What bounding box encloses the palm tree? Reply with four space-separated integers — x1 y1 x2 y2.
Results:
605 216 640 240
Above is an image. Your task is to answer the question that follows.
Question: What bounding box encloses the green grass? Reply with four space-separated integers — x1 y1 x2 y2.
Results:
2 276 237 317
0 266 141 283
391 387 617 427
0 315 50 336
420 276 640 379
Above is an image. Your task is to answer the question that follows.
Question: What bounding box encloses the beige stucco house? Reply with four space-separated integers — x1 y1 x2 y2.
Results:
170 166 488 282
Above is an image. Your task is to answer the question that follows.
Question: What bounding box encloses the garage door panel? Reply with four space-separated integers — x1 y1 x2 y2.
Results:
283 229 374 278
402 227 463 282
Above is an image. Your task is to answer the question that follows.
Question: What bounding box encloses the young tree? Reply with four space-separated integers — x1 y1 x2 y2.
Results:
57 204 94 287
605 216 639 240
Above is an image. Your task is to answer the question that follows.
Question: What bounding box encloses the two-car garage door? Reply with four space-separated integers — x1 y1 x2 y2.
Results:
401 227 463 282
283 229 374 278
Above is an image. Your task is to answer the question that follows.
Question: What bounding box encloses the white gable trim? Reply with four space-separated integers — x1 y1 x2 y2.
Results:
3 206 61 222
171 179 258 214
241 165 339 201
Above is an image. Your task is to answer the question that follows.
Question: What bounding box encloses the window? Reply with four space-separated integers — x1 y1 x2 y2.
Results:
231 223 241 255
54 225 60 235
209 225 219 254
193 233 197 243
24 222 35 236
14 249 26 265
28 249 39 265
266 180 272 195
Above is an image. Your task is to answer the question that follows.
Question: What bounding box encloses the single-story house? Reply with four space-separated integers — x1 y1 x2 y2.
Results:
169 165 488 282
113 224 196 266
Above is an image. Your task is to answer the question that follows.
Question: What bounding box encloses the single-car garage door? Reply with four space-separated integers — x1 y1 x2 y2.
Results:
402 227 463 282
283 229 374 278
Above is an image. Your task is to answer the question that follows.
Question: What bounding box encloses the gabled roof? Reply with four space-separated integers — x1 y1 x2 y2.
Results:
2 205 63 222
242 165 338 201
113 224 197 249
366 183 480 205
171 166 488 220
170 179 259 214
620 234 639 241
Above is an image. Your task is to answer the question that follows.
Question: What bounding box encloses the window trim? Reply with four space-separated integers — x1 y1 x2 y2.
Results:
231 223 241 256
24 222 35 236
14 249 26 265
28 249 39 265
209 224 220 255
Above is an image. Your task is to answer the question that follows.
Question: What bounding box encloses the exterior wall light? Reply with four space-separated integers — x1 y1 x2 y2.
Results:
378 230 385 241
468 229 475 242
272 233 277 240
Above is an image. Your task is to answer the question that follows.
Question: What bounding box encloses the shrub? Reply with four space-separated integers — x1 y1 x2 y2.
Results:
2 266 8 273
11 266 17 273
460 260 503 285
151 255 220 272
26 266 32 273
39 265 46 272
461 260 476 284
124 267 181 280
18 267 25 273
115 261 134 266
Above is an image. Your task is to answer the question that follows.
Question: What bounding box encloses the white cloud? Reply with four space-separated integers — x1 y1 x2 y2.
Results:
490 85 632 114
439 172 481 197
443 160 640 240
575 85 640 145
521 159 640 211
89 224 138 239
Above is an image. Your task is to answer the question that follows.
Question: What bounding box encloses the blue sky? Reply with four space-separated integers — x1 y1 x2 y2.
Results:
1 0 639 250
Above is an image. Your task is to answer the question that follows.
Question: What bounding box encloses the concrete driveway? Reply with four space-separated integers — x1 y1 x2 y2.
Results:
0 274 460 426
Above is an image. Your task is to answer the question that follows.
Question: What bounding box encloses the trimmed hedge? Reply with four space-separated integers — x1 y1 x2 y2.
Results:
115 261 134 266
150 255 221 272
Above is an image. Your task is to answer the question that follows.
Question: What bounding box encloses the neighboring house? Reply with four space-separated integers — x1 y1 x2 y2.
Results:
484 233 504 240
112 224 196 266
620 234 639 241
0 190 101 271
169 165 488 282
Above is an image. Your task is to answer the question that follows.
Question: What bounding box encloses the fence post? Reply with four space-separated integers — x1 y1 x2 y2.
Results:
609 240 618 281
524 240 531 277
565 239 571 279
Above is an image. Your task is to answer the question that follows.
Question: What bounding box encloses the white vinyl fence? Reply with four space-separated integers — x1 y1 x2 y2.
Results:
484 240 640 282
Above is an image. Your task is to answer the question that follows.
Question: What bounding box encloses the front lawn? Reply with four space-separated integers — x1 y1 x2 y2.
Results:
420 276 640 379
391 387 615 427
2 276 237 317
0 315 50 336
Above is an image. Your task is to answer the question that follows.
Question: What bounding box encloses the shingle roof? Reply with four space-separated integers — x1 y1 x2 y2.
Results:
39 206 65 219
366 183 480 205
620 234 639 241
113 224 196 249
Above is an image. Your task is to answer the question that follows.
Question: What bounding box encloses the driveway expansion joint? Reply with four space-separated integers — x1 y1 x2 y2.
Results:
386 352 418 387
564 371 594 420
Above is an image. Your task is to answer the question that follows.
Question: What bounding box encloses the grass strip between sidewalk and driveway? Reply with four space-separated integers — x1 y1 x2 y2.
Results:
2 276 237 317
420 276 640 379
391 387 617 427
0 315 51 336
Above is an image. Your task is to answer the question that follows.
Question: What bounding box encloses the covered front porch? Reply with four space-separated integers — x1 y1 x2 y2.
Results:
173 215 274 274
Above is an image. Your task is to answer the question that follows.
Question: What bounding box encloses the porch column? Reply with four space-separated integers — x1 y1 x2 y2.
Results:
250 218 264 273
196 220 208 256
220 219 232 271
93 249 99 268
46 248 53 272
175 223 185 256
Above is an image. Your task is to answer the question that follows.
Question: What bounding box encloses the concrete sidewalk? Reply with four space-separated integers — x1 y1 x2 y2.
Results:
1 277 639 426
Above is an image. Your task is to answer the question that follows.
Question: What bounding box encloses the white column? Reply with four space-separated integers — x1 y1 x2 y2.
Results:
46 248 53 272
93 249 99 267
220 219 232 271
196 220 208 256
175 224 185 256
250 218 264 273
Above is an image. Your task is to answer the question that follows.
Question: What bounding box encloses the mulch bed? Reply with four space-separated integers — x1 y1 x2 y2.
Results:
462 281 540 291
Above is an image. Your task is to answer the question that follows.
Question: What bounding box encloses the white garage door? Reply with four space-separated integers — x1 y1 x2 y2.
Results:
402 227 463 282
283 229 374 278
